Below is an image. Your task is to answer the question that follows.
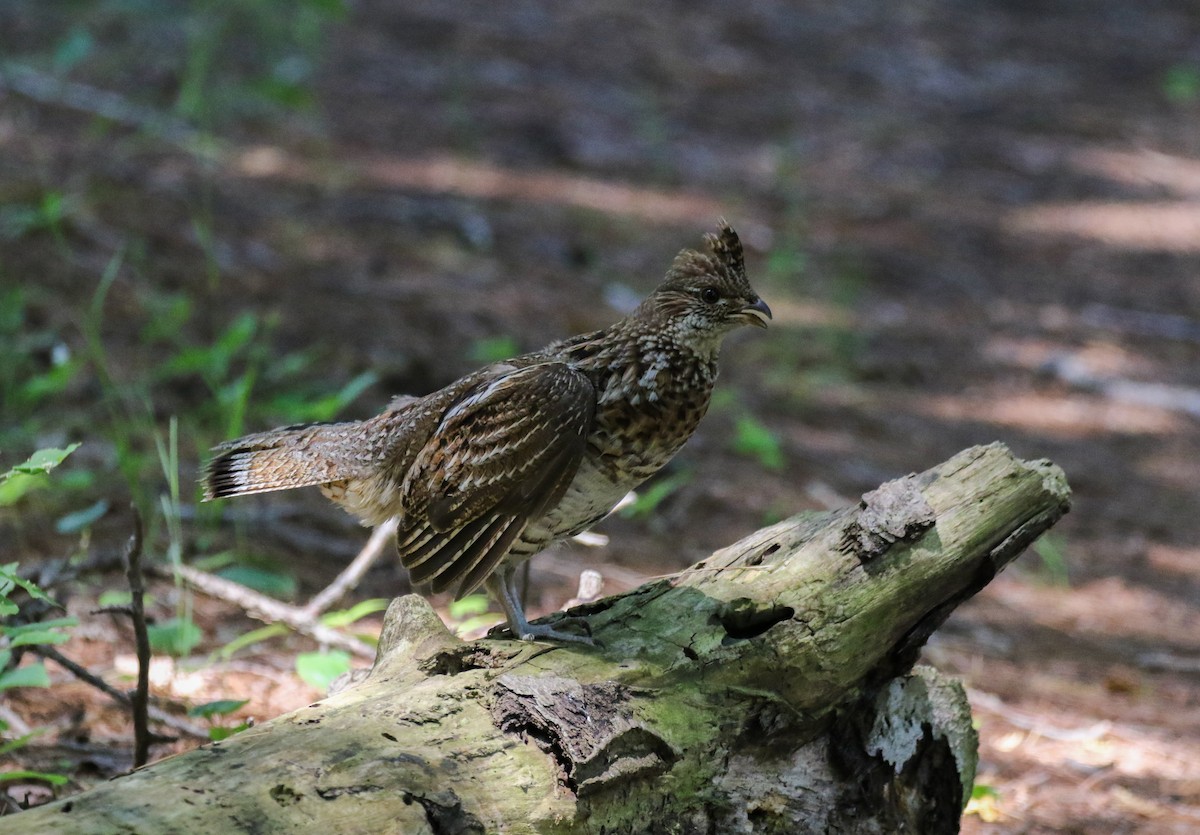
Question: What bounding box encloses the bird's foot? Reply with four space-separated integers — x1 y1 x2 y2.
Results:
495 616 596 646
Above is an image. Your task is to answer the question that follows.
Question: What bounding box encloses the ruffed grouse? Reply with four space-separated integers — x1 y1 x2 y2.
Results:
204 222 770 644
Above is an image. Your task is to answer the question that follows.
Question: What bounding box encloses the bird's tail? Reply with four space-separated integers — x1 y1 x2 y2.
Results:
202 421 366 500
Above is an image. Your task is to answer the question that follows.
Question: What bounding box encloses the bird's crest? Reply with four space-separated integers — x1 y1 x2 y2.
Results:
662 219 747 289
703 218 745 279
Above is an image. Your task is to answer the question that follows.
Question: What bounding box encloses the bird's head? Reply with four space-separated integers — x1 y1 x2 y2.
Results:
637 221 772 353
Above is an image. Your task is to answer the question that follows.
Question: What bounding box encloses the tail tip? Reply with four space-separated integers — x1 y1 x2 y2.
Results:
202 450 249 500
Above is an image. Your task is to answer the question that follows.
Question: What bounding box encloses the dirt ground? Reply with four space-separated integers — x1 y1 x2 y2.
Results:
4 2 1200 832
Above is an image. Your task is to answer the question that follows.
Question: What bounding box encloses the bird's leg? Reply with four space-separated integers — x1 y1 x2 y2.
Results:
485 565 595 646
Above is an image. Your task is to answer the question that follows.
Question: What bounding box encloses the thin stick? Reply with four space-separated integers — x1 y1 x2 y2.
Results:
301 517 398 618
167 564 374 659
121 507 152 767
32 646 208 739
0 62 209 152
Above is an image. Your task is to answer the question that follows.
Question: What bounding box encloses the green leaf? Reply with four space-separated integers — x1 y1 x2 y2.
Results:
9 629 71 647
971 783 1000 801
0 444 81 506
5 443 80 478
140 293 193 344
468 336 520 364
16 356 80 407
188 698 249 719
732 416 784 471
208 722 250 742
1165 65 1200 103
213 623 289 661
0 769 69 786
0 662 51 690
217 565 297 600
295 650 351 690
453 613 504 637
55 499 110 534
97 590 133 608
0 729 46 757
5 617 77 648
447 594 491 621
621 470 692 519
7 616 78 632
0 471 43 505
319 598 389 628
0 563 58 607
147 617 204 657
301 370 379 422
1031 534 1070 587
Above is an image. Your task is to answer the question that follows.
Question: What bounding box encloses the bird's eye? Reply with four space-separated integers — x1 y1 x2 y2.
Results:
700 287 721 304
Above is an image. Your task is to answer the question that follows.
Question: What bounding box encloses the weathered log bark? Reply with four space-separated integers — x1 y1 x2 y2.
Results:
11 443 1070 834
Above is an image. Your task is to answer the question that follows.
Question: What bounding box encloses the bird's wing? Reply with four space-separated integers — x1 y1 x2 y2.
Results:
395 362 595 598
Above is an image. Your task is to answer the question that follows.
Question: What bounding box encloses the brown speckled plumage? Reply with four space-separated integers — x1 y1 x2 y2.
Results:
204 222 770 643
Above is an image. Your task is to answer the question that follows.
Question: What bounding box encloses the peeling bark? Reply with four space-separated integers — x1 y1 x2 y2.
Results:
7 443 1070 834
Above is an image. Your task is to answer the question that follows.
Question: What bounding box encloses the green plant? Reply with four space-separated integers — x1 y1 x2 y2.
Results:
447 594 502 636
468 335 521 365
171 0 348 126
0 445 81 508
295 650 351 690
188 698 251 741
620 470 693 519
0 573 76 693
320 598 389 636
1164 65 1200 104
1029 533 1070 587
0 191 73 244
731 415 784 471
964 782 1001 822
0 288 84 449
149 415 203 658
0 448 80 787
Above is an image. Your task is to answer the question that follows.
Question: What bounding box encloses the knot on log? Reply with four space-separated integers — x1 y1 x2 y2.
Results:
492 675 677 797
841 475 936 561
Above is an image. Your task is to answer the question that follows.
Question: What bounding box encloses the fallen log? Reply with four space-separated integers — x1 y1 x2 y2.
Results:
10 443 1070 834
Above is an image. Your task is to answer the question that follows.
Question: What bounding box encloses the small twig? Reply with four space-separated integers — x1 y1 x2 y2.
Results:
166 565 374 659
301 517 398 618
1 791 26 815
0 62 213 154
0 703 32 737
32 646 207 739
122 507 152 768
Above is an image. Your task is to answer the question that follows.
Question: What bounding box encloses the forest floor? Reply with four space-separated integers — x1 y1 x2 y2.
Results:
5 2 1200 832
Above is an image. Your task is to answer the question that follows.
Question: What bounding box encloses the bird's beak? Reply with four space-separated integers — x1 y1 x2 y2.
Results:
738 298 772 329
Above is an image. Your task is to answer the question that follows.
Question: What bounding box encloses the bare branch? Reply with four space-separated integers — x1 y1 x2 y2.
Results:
300 517 398 618
121 507 152 767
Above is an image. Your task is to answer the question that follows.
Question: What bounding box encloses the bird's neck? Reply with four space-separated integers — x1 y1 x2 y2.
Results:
558 319 720 408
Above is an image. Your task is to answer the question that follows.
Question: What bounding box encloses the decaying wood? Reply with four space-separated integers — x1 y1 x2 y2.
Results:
7 443 1070 834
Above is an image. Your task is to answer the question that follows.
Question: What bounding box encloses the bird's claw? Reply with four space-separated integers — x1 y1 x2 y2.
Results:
498 616 596 646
